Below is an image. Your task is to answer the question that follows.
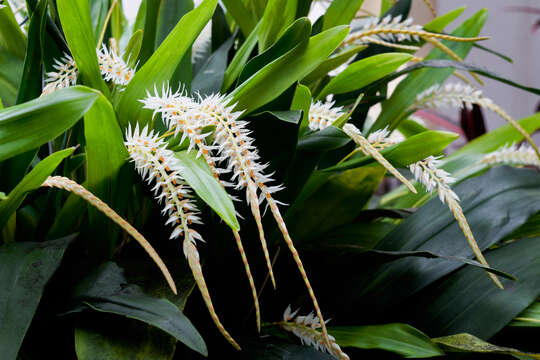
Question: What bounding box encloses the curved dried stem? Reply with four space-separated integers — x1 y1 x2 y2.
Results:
41 176 177 294
423 0 437 17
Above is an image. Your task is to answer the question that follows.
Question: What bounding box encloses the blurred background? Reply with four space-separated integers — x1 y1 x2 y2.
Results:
119 0 540 138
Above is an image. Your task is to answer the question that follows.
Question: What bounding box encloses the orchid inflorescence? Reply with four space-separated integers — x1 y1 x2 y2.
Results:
308 100 345 131
410 156 503 289
481 144 540 168
126 84 332 349
278 306 349 360
413 83 540 159
42 43 136 95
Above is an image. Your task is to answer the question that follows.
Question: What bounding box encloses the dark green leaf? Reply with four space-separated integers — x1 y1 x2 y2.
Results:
510 301 540 327
297 126 351 152
0 5 27 59
138 0 160 64
57 0 109 94
330 324 444 358
155 0 194 47
0 148 75 230
72 262 207 356
192 34 234 96
0 49 23 106
222 22 259 92
243 341 335 360
0 86 98 161
0 235 75 360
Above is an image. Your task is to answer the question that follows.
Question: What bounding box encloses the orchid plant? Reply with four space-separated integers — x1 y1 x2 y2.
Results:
1 0 540 359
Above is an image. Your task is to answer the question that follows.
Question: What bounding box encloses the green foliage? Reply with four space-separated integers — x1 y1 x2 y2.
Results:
1 1 540 359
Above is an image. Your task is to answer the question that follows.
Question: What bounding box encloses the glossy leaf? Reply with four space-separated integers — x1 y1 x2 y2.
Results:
116 0 217 128
323 130 458 172
0 50 23 106
138 0 160 64
291 84 312 135
0 86 98 161
222 22 259 91
317 53 412 98
72 262 207 356
302 45 366 85
433 333 540 359
123 29 143 67
371 9 487 132
355 167 540 315
297 126 351 152
174 151 240 231
221 0 256 37
322 0 364 31
423 6 466 33
0 235 75 360
230 25 349 113
0 148 75 231
330 324 444 358
192 34 234 96
257 0 298 51
0 5 26 59
510 301 540 327
57 0 109 94
155 0 194 46
243 341 334 360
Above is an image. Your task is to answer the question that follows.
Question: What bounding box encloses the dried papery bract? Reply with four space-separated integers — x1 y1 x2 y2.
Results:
308 101 345 131
196 94 332 346
125 124 241 349
409 156 503 289
481 144 540 168
41 176 177 294
279 306 349 360
342 15 487 49
343 123 417 194
414 83 540 158
141 86 262 332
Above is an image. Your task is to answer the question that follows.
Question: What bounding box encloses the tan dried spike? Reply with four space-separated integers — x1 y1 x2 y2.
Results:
41 176 177 294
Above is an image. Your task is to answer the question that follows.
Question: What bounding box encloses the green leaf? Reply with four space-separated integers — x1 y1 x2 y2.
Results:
230 25 349 114
0 235 75 360
57 0 109 95
90 0 109 44
16 0 47 104
329 324 444 358
138 0 160 64
0 49 23 106
0 4 27 59
222 22 259 91
510 301 540 327
370 9 487 132
238 18 312 86
323 130 458 172
412 237 540 340
75 319 176 360
302 45 366 85
423 6 466 33
221 0 256 37
123 29 143 67
297 126 351 152
243 341 335 360
291 84 312 136
322 0 364 31
317 53 413 99
192 34 234 96
0 86 98 162
433 333 540 360
257 0 298 51
174 150 240 231
0 148 75 231
116 0 217 128
356 167 540 315
155 0 194 47
72 262 207 356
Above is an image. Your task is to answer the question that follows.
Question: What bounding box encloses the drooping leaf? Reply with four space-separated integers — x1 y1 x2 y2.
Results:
116 0 217 128
433 333 540 360
0 86 98 162
411 237 540 339
0 235 76 360
57 0 109 95
174 151 240 231
0 148 75 230
354 167 540 316
329 324 444 358
72 262 207 356
230 26 349 113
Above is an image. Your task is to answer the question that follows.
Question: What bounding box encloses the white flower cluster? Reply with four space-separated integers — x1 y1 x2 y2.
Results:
281 306 349 360
124 124 202 240
42 44 136 95
42 54 78 95
367 126 399 150
414 83 487 111
409 156 458 204
345 15 422 47
481 144 540 167
97 45 135 86
308 100 345 131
